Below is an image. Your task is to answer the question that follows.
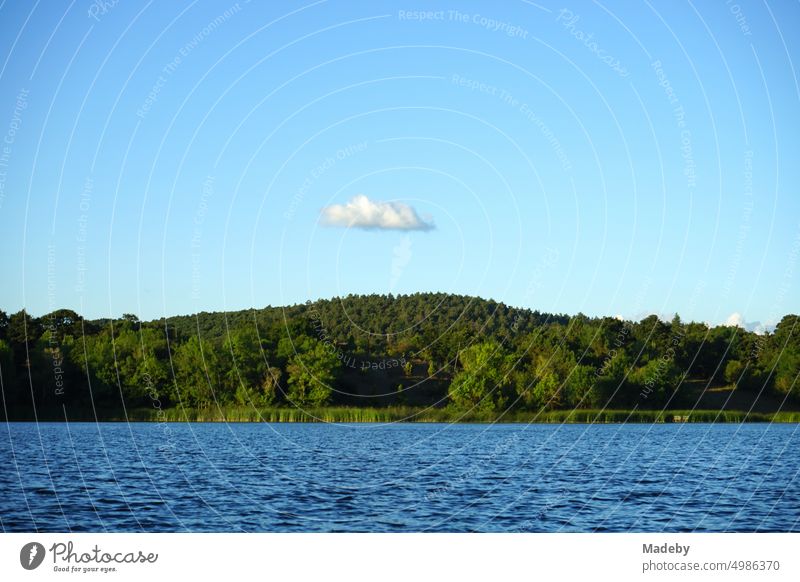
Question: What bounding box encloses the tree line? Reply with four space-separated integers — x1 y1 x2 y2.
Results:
0 293 797 416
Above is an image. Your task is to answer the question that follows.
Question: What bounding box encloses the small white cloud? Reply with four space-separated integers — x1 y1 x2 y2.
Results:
752 322 771 335
725 312 745 328
724 312 774 334
320 194 434 231
389 234 413 292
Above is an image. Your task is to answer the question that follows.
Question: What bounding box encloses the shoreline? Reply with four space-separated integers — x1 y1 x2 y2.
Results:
6 407 800 424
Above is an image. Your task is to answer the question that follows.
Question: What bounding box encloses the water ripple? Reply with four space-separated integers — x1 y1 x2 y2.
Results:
1 422 798 532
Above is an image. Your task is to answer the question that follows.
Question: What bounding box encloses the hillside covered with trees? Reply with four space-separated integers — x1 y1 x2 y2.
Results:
1 293 798 420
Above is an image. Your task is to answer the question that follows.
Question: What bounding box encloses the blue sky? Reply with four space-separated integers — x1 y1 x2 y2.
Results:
0 0 798 327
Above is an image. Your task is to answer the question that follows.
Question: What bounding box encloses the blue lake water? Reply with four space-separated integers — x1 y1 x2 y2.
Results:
1 422 798 532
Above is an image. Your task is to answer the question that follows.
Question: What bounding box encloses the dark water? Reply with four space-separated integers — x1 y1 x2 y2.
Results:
1 422 798 532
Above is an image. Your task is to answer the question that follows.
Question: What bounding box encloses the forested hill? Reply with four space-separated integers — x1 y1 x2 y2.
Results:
160 293 569 344
0 293 798 418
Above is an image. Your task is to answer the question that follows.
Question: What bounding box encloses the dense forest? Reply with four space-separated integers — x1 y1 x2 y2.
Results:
1 293 798 420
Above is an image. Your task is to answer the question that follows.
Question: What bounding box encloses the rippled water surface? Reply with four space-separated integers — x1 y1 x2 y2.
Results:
1 422 798 532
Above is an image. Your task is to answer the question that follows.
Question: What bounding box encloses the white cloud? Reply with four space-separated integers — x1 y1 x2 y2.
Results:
389 234 412 292
725 312 745 328
320 194 434 231
724 312 774 334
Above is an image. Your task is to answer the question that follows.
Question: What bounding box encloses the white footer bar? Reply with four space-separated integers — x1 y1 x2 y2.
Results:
1 533 798 581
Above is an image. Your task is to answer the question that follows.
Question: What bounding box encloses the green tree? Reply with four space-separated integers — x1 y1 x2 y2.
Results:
594 351 632 406
629 357 678 405
286 340 340 406
526 369 561 410
449 341 512 411
223 327 268 395
563 364 599 408
234 366 282 407
0 339 17 401
768 315 799 395
68 326 170 405
0 309 9 340
724 359 746 386
7 309 40 368
173 335 221 408
28 330 78 406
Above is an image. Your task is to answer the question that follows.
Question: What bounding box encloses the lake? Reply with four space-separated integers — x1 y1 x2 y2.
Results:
1 422 798 532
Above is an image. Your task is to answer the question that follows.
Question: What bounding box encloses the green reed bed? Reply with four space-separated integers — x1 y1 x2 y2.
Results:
111 406 800 424
8 404 799 423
